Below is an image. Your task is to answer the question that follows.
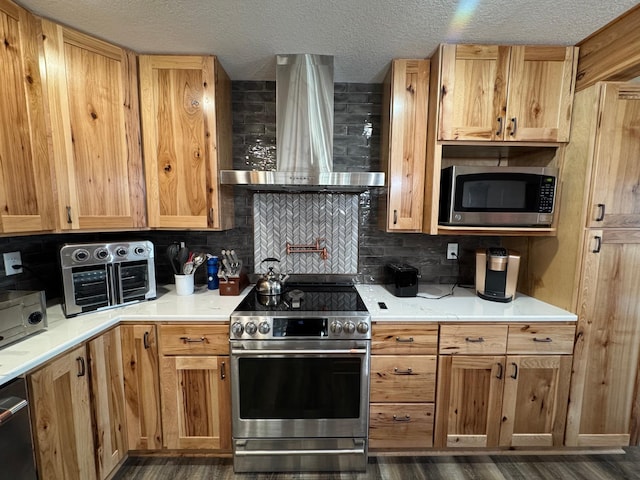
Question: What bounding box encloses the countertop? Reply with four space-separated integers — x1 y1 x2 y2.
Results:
0 283 576 386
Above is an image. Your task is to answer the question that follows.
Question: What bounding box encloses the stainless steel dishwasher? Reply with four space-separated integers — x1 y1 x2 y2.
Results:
0 377 38 479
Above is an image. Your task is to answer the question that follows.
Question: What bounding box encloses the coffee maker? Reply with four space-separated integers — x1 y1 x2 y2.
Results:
475 248 520 302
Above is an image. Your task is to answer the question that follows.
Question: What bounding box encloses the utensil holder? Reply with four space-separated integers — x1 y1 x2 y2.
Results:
219 273 249 296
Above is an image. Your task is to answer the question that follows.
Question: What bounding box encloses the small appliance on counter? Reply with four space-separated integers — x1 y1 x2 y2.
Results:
385 263 419 297
0 290 47 350
60 241 156 317
475 248 520 303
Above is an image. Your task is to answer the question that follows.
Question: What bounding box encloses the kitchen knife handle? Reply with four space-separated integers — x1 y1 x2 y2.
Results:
593 236 602 254
76 356 86 377
496 117 503 136
510 117 517 136
595 203 606 222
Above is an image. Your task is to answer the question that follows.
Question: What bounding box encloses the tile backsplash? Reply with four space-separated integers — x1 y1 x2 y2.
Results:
253 193 359 274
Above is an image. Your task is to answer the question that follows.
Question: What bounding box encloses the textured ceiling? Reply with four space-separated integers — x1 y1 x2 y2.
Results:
15 0 640 82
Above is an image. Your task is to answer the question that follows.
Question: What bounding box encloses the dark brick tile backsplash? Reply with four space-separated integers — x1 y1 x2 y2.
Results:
0 80 499 301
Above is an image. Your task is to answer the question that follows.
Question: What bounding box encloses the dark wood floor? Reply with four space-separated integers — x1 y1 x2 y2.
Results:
113 448 640 479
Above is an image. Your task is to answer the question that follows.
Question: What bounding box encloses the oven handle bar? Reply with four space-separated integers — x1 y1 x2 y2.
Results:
231 348 368 356
234 448 365 457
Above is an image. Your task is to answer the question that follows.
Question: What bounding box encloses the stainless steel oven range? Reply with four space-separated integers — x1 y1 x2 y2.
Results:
229 283 371 473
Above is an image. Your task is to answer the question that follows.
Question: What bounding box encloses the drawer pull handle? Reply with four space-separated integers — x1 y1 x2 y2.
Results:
533 337 553 343
76 356 86 377
143 331 150 349
393 367 413 375
595 203 605 222
496 362 503 380
180 336 207 344
510 362 518 380
395 337 414 343
465 337 484 343
220 361 226 380
496 116 503 136
393 414 411 422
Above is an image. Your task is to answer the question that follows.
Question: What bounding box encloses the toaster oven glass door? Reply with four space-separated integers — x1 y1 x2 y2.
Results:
118 261 152 303
71 265 109 309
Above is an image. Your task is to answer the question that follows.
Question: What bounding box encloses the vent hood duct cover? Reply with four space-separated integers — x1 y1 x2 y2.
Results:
220 54 384 191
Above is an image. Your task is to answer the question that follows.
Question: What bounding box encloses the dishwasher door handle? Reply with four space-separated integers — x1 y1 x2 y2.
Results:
0 396 28 426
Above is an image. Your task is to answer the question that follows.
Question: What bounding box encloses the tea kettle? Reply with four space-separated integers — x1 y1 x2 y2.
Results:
256 258 289 306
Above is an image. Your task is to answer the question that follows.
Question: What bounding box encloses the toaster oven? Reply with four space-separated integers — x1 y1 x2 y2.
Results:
60 241 156 317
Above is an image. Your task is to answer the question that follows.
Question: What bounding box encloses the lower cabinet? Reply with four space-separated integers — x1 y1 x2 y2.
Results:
369 323 438 450
120 324 163 450
435 324 574 449
158 324 231 450
28 327 129 480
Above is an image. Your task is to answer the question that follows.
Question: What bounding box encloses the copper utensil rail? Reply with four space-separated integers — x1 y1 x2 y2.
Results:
286 238 328 260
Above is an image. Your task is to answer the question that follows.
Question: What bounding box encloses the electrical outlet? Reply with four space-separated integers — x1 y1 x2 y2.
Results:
3 251 23 275
446 243 458 260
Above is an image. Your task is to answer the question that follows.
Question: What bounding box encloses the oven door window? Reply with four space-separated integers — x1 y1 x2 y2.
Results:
71 266 109 308
118 261 150 302
238 356 362 419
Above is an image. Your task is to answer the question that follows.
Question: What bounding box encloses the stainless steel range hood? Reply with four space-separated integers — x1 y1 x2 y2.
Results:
220 54 385 191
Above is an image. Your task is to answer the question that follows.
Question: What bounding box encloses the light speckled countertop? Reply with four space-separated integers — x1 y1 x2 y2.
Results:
0 283 575 385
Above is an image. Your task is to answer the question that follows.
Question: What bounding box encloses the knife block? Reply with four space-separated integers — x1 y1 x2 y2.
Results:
219 273 249 296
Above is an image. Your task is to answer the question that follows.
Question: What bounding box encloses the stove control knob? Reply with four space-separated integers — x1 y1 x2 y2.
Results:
258 322 270 335
231 322 244 336
134 246 147 256
116 246 128 257
245 321 258 335
329 320 343 334
343 321 356 334
357 322 369 334
28 311 44 325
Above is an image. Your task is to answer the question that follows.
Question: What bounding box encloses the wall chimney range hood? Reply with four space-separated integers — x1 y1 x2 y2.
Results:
220 54 385 191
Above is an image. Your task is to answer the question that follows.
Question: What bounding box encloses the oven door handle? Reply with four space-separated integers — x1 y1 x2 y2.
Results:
234 447 365 457
231 348 368 356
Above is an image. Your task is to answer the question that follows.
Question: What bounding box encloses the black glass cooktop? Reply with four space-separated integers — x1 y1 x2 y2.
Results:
233 283 368 313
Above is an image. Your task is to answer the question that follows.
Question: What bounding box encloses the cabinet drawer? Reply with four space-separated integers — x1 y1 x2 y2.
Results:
371 324 438 354
507 324 576 354
369 403 434 449
439 325 508 355
370 355 436 402
159 324 228 355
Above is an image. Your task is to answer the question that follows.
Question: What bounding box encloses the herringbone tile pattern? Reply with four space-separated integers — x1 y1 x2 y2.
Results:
254 193 359 274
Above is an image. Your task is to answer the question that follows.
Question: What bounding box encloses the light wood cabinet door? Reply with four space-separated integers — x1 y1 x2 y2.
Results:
379 59 429 231
160 355 231 450
587 83 640 228
139 55 234 230
505 46 577 142
0 0 56 233
434 355 505 448
88 327 127 480
499 355 572 447
120 324 163 450
28 346 96 480
40 21 145 230
566 230 640 447
437 44 577 143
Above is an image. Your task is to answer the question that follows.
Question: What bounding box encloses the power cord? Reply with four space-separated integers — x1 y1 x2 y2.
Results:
416 252 460 300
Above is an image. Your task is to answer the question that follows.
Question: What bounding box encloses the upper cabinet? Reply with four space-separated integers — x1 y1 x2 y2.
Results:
139 55 234 230
436 44 578 143
40 21 146 230
379 59 429 232
0 0 56 233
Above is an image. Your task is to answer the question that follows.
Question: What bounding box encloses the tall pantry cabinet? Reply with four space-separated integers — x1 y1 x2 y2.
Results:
524 82 640 447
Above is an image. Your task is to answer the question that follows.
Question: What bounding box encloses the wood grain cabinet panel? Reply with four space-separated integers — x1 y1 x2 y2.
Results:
379 59 429 232
39 21 145 230
369 403 435 449
120 324 163 451
437 44 577 143
370 355 436 402
0 0 57 233
371 324 438 354
139 55 234 230
159 324 231 451
507 324 576 354
439 324 508 355
28 346 97 480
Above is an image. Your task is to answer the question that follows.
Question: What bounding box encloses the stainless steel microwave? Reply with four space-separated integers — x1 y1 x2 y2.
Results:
60 241 156 317
439 166 558 227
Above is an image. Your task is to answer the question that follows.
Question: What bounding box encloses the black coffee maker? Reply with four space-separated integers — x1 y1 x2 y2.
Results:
475 248 520 302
